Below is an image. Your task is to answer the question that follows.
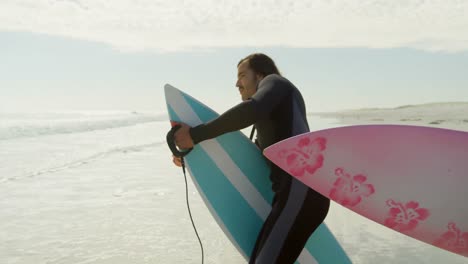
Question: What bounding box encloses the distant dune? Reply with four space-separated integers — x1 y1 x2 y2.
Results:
309 102 468 131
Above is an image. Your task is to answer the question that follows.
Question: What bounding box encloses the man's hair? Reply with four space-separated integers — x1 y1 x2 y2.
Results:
238 53 281 77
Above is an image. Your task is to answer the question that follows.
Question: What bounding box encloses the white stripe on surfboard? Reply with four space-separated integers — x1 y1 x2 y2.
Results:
205 139 271 219
165 84 318 264
185 163 250 261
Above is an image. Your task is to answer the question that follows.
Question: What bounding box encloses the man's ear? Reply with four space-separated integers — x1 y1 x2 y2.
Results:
256 74 265 82
255 74 264 91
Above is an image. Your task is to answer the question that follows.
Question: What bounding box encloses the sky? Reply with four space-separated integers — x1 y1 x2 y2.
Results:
1 0 468 113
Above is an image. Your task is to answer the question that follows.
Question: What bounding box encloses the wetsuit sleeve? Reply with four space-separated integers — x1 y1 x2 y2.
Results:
190 100 256 144
190 75 292 144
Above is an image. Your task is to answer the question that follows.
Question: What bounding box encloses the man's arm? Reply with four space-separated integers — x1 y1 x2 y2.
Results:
190 100 256 144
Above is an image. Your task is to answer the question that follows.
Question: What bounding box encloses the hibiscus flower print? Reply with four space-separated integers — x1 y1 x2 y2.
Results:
278 136 326 177
433 222 468 256
384 199 430 232
329 168 375 207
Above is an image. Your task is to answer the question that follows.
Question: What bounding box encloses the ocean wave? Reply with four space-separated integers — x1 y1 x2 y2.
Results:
0 141 165 183
0 112 169 140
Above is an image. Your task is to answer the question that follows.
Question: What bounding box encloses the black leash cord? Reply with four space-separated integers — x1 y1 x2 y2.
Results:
181 158 204 264
166 125 204 264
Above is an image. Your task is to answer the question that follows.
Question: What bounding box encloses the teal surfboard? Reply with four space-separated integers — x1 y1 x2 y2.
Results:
165 84 351 263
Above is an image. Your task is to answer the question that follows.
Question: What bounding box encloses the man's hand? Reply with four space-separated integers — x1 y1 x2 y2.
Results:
172 155 182 167
174 122 194 149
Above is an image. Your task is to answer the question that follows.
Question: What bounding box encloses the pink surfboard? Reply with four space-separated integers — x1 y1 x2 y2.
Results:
263 125 468 258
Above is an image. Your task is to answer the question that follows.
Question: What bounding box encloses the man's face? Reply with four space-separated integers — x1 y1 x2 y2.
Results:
236 60 263 101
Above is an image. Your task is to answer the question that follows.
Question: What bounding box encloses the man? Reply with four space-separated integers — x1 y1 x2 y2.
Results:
173 53 330 264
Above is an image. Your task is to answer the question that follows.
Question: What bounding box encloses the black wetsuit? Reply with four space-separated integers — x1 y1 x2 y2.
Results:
190 74 330 264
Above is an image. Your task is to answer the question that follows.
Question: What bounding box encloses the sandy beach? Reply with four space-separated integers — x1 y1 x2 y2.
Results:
1 104 467 263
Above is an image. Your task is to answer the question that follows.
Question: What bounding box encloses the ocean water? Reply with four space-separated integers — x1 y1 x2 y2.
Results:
0 111 466 263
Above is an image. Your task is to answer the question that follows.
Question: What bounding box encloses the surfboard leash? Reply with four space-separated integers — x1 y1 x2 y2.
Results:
167 125 204 264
